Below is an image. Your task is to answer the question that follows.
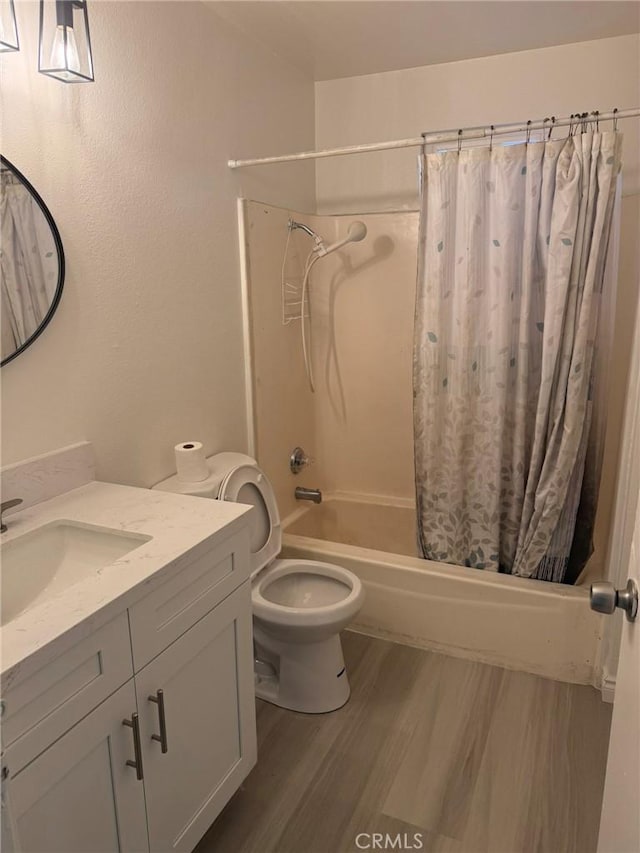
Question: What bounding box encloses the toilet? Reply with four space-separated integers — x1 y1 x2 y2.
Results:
153 452 364 713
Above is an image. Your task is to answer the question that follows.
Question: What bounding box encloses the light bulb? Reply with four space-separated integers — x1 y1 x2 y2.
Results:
50 24 80 74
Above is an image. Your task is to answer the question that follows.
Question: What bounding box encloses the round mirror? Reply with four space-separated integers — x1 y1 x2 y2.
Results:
1 156 65 366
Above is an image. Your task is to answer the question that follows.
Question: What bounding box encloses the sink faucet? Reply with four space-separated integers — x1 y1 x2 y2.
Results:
1 498 23 533
294 487 322 504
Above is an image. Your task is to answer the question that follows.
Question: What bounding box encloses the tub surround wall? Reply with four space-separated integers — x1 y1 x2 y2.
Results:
244 203 419 511
242 201 324 519
286 495 417 557
1 1 315 487
310 211 419 501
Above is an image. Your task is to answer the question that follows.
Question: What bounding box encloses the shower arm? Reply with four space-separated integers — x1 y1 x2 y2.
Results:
288 219 326 253
288 219 315 238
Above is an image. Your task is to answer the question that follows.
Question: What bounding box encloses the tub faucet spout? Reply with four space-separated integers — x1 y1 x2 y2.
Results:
1 498 23 533
295 487 322 504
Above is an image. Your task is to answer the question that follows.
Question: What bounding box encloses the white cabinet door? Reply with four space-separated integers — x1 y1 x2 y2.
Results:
6 680 149 853
135 580 257 853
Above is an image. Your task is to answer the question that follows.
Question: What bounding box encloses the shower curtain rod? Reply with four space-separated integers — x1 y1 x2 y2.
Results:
228 107 640 169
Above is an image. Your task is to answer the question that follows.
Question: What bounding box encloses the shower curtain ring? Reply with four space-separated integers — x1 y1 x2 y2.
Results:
613 107 619 131
489 125 495 152
525 120 532 144
457 129 463 154
548 116 556 140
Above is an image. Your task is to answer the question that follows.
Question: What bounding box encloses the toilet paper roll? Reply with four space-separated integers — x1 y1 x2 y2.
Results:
175 441 209 483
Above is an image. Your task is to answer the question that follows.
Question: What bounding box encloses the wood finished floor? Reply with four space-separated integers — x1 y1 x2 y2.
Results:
195 632 612 853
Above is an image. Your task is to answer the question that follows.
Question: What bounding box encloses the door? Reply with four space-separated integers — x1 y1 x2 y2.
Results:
135 580 257 853
5 680 149 853
598 488 640 851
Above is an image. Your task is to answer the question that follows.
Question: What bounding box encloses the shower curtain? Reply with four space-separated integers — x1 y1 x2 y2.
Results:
413 130 622 582
0 179 57 359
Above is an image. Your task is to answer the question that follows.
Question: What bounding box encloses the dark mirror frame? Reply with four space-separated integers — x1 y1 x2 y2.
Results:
1 155 66 367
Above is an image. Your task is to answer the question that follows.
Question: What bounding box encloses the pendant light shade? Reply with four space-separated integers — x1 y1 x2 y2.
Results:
0 0 19 52
39 0 94 82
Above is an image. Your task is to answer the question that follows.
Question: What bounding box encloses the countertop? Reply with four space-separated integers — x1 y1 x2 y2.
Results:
0 481 251 685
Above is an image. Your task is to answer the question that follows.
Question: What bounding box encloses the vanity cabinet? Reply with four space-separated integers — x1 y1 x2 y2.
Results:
2 528 256 853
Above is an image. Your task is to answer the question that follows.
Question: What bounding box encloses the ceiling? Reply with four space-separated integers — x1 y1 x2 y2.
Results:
209 1 640 81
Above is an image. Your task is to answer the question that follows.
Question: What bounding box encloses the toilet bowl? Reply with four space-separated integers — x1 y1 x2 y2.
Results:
153 452 364 713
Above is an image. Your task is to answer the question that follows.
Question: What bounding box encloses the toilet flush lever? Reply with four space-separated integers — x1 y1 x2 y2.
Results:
590 579 638 622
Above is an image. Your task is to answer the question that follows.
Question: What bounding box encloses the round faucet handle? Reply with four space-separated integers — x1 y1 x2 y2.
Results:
290 447 314 474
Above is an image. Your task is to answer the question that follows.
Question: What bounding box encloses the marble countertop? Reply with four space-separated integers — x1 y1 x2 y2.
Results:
1 481 251 683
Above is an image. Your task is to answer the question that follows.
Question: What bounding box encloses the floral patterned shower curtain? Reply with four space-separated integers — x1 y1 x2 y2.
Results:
413 131 622 582
0 178 58 359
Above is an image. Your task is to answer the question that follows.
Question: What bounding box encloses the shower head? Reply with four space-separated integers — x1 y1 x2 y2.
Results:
316 221 367 257
346 221 367 242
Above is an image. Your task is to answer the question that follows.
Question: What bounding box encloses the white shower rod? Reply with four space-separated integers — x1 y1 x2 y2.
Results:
228 107 640 169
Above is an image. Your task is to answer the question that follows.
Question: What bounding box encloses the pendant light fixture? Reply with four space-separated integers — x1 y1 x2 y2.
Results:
38 0 94 82
0 0 19 52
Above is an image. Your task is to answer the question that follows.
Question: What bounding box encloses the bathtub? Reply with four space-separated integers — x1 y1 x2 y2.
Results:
282 494 602 686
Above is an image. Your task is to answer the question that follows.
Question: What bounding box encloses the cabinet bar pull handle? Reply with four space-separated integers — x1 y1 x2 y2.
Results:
148 689 168 753
123 712 144 780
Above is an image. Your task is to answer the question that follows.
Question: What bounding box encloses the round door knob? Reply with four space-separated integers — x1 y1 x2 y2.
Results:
590 582 617 614
590 579 638 622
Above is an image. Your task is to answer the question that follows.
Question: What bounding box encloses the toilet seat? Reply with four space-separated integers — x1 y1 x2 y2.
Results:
252 559 364 629
218 464 281 578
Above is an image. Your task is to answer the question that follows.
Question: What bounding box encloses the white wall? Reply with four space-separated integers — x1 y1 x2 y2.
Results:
0 1 315 486
315 34 640 212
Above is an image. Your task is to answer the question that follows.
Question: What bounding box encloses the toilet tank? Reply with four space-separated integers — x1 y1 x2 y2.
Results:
152 451 258 498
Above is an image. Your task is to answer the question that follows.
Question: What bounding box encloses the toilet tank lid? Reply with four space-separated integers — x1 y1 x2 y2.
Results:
152 451 259 497
152 472 221 498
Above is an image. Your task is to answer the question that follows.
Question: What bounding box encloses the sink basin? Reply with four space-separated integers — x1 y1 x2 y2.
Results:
1 521 151 626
